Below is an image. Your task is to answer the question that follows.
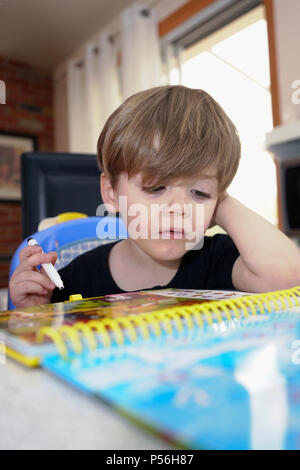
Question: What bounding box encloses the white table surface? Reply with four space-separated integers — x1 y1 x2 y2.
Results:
0 358 171 450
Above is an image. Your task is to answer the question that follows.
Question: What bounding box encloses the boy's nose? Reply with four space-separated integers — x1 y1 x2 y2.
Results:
165 188 189 215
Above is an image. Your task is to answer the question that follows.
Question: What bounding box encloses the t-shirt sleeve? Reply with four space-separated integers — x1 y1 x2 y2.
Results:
204 233 240 290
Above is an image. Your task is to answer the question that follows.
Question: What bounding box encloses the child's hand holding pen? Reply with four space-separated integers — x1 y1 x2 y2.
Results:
9 239 63 309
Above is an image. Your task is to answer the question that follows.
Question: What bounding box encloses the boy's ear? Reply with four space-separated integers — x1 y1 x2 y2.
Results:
100 173 119 213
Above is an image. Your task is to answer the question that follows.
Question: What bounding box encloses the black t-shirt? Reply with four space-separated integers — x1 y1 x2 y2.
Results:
51 234 240 303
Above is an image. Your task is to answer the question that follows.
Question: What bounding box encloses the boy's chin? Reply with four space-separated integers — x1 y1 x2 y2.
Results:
136 238 193 261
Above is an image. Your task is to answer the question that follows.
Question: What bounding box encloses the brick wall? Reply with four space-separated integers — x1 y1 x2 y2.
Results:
0 203 21 288
0 57 54 289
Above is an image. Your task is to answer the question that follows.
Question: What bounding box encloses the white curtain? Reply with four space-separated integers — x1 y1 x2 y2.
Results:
67 59 87 153
67 33 121 153
67 3 162 152
84 43 101 153
120 3 162 100
97 32 122 128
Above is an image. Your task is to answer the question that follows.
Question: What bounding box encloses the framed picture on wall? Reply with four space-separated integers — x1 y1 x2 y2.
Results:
0 132 37 201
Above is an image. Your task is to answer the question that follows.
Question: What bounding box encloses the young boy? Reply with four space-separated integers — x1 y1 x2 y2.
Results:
9 86 300 308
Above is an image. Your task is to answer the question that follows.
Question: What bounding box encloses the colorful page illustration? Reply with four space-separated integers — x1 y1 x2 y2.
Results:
43 311 300 450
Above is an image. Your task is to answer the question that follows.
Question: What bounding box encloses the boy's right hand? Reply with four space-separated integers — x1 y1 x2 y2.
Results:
9 245 58 309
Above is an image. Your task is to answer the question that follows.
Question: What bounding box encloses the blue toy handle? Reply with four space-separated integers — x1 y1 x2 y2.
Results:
7 216 127 310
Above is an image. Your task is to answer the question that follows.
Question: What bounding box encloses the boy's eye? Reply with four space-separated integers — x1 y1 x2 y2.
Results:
191 189 210 199
143 185 166 193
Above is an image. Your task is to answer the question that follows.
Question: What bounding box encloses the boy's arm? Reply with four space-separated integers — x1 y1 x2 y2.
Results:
215 194 300 292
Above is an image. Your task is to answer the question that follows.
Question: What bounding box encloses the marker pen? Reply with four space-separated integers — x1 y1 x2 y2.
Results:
27 238 64 290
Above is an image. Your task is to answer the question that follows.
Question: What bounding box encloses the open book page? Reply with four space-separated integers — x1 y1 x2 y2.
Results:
43 309 300 450
0 289 253 348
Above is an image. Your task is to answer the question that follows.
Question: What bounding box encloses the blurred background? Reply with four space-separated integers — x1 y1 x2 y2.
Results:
0 0 300 299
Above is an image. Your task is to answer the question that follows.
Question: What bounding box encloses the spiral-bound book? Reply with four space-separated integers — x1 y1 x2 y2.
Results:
39 285 300 450
2 286 300 448
0 287 255 367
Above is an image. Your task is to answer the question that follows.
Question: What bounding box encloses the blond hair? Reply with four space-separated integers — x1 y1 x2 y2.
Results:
97 85 241 195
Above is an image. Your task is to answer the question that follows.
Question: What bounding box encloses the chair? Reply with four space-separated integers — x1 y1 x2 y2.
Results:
21 152 103 239
8 216 128 310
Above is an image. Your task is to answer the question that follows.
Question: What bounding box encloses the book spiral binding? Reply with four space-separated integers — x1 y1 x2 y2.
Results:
36 286 300 358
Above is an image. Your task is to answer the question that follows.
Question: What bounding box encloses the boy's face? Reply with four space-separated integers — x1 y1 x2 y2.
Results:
101 171 219 262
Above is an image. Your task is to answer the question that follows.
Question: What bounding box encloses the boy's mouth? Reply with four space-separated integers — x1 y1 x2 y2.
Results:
158 228 185 239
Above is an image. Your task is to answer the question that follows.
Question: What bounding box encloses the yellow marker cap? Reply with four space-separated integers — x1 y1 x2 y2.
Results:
69 294 83 301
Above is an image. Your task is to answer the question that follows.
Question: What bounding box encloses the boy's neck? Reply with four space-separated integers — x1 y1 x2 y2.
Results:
108 239 182 291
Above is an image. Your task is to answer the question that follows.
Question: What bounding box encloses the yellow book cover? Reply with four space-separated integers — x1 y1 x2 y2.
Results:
1 287 299 367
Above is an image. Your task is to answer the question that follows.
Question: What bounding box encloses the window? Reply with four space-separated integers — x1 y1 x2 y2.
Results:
163 2 277 229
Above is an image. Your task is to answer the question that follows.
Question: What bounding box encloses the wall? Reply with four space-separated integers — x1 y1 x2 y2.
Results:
0 57 54 288
273 0 300 124
54 64 69 152
0 203 21 288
